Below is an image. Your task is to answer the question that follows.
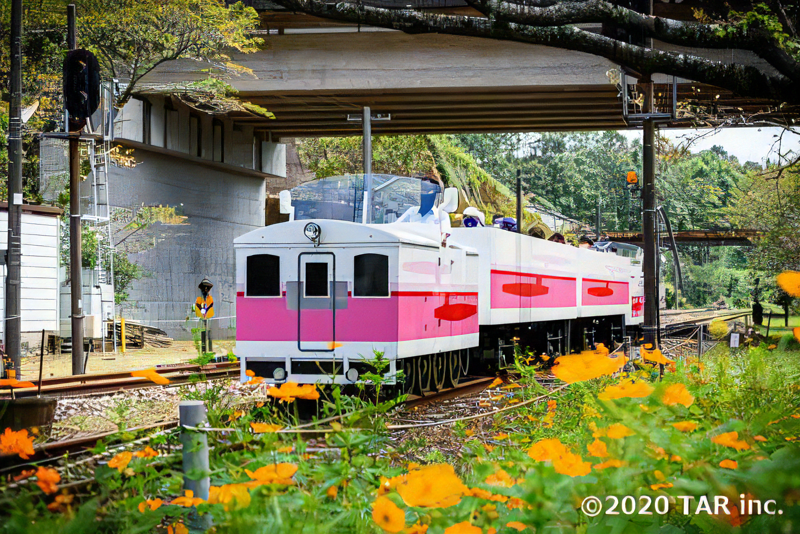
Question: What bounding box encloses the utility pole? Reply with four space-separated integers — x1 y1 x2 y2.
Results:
362 106 372 223
641 76 658 347
595 198 601 241
6 0 24 375
516 169 522 233
67 4 85 374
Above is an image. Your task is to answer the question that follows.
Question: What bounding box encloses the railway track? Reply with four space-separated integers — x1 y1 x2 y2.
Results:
662 309 751 331
1 361 239 399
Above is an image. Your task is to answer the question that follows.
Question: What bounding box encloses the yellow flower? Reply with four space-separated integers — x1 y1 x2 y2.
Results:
719 459 738 469
493 433 509 441
171 489 205 507
372 496 406 533
251 422 283 433
138 498 163 513
108 451 133 473
587 439 609 458
606 424 634 439
0 428 35 459
443 522 481 534
711 431 751 451
671 421 698 432
598 379 654 400
551 344 627 383
277 445 293 453
661 383 694 407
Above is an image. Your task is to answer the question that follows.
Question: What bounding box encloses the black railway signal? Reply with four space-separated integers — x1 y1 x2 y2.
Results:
63 48 100 131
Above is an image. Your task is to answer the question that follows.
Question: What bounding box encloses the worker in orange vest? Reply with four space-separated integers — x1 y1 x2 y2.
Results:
195 277 214 353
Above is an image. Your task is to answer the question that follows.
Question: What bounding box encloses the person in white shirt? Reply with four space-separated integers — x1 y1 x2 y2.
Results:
396 191 440 224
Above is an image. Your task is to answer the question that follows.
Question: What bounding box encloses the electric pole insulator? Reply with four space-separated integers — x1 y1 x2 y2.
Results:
63 48 100 131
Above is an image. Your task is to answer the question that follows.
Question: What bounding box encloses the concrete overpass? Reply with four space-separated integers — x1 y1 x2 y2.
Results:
139 18 792 139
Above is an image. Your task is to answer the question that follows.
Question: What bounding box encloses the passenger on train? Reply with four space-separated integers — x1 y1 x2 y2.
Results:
396 191 440 224
528 226 546 239
548 232 566 244
579 236 594 249
462 206 485 227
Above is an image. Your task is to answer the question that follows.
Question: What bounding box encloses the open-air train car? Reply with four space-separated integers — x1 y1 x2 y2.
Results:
234 175 643 392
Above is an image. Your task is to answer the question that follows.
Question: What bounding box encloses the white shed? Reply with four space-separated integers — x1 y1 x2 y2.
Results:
0 203 62 344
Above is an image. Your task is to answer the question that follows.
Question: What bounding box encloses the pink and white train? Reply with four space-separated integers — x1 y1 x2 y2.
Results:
234 175 643 393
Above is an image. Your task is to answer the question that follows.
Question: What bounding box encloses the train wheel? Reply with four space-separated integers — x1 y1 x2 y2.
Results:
432 352 447 391
401 358 416 395
445 350 462 388
418 354 432 394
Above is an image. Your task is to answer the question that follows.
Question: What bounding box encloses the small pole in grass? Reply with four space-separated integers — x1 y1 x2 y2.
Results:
179 400 212 529
766 311 772 339
697 325 704 359
38 329 45 397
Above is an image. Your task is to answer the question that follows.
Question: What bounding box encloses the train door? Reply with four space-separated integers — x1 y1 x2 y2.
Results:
297 252 336 352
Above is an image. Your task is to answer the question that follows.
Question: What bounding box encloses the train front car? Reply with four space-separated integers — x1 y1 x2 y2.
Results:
234 175 479 388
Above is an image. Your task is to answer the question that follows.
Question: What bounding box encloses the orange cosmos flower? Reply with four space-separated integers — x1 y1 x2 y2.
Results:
277 445 293 453
493 433 509 441
606 423 634 439
593 459 626 470
650 482 673 491
711 431 751 451
443 522 481 534
138 498 163 513
587 439 609 458
245 370 256 377
719 459 738 469
267 382 320 403
108 451 133 473
35 466 60 494
326 484 338 499
0 378 35 388
46 493 74 513
598 379 654 400
403 523 428 534
506 522 527 532
251 422 283 433
661 383 694 407
671 421 698 432
641 344 675 366
395 464 468 508
13 469 35 482
777 271 800 297
372 496 406 533
0 428 35 459
754 435 767 442
551 344 627 383
488 378 503 388
244 462 298 486
526 438 591 477
485 468 515 487
167 523 189 534
133 446 158 458
130 368 169 385
207 483 251 511
171 489 205 507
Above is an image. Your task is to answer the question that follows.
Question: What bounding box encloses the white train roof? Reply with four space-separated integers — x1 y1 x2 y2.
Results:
234 219 444 248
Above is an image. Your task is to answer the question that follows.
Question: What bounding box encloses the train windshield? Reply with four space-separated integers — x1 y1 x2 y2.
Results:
290 174 442 224
593 241 643 263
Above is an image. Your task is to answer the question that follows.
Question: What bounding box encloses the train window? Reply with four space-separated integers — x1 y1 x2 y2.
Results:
305 262 329 297
247 254 280 297
354 254 389 297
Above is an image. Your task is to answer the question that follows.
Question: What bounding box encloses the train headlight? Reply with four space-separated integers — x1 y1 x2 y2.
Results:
346 367 359 382
304 222 321 245
273 367 286 381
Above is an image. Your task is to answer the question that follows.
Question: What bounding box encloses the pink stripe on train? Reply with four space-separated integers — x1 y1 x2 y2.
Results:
490 269 577 309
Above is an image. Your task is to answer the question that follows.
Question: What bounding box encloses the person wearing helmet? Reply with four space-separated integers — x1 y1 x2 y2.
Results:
195 277 214 353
